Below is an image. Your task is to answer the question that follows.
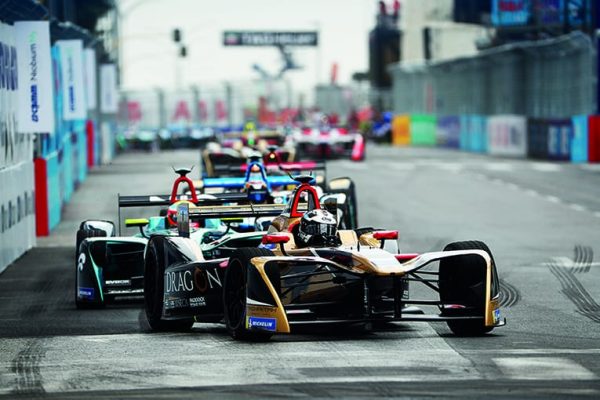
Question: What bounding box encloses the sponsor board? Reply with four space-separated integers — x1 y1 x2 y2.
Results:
247 316 277 331
56 40 87 120
100 63 118 113
223 31 318 47
15 21 55 134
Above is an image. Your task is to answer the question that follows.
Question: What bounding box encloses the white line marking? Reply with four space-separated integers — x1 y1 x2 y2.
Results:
494 357 597 381
389 163 416 171
525 189 539 197
531 163 562 172
545 195 561 203
506 183 519 190
484 163 514 172
568 204 586 212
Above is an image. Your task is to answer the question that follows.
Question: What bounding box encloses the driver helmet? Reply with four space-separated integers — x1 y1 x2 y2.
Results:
297 209 338 248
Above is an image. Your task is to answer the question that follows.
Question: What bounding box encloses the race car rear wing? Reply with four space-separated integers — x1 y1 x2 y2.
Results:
224 160 326 175
117 192 248 208
187 203 286 220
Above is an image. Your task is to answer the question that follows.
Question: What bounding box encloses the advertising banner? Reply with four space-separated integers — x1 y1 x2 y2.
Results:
15 21 55 134
492 1 590 27
223 31 318 47
571 115 588 163
84 49 97 110
436 115 460 148
56 40 87 120
100 63 118 113
488 115 527 157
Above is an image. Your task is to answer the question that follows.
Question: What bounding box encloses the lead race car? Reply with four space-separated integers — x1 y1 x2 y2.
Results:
74 168 284 308
144 176 505 339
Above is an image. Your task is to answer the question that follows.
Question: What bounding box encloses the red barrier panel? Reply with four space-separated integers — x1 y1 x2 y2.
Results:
589 116 600 162
34 158 49 236
86 120 95 168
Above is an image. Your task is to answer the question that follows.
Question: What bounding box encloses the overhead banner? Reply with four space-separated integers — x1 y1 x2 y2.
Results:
100 63 118 114
223 31 318 47
56 40 87 120
84 49 97 110
15 21 55 134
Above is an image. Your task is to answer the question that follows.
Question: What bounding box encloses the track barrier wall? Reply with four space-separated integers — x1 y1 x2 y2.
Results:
1 14 119 272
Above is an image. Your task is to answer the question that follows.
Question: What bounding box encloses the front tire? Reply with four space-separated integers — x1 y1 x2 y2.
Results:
440 240 496 336
144 238 194 331
223 248 275 341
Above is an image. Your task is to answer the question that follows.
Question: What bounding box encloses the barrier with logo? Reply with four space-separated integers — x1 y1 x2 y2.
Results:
459 115 487 153
571 115 588 163
391 115 410 146
547 119 572 161
410 114 437 146
436 116 460 148
487 115 527 157
527 119 549 159
588 115 600 162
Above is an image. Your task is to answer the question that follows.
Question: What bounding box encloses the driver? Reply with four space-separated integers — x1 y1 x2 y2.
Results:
295 209 340 248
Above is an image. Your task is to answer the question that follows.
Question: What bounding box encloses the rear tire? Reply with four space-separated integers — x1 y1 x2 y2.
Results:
440 240 495 336
144 238 194 331
223 248 275 341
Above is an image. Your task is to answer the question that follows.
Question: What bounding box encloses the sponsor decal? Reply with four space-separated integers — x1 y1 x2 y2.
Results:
189 296 206 308
247 316 276 332
164 297 188 310
247 305 277 315
494 308 501 324
165 270 194 293
193 268 222 293
77 253 86 271
105 279 130 286
78 287 94 299
164 268 222 294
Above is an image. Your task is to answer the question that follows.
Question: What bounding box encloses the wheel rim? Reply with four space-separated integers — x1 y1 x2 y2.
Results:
225 259 246 330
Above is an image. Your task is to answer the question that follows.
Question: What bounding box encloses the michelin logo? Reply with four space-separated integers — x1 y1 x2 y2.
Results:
247 316 276 332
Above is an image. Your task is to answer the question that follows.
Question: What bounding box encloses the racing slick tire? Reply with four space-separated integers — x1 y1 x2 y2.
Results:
223 248 275 341
439 240 496 336
144 237 194 331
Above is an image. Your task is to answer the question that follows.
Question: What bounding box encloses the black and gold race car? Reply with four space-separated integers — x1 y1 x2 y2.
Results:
144 176 505 339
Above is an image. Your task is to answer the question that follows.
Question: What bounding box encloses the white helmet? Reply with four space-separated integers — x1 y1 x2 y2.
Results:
297 209 338 247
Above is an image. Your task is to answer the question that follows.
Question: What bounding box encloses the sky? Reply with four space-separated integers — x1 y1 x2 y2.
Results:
119 0 379 97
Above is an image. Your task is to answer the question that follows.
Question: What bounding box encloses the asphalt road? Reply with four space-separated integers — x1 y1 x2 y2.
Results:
1 145 600 399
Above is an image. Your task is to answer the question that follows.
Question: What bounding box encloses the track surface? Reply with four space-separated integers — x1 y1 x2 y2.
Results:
1 145 600 399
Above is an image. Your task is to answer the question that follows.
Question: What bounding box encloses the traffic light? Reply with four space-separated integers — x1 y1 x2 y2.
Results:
173 28 181 43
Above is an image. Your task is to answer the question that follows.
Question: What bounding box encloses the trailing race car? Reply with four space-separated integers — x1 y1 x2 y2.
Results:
144 176 505 339
74 168 282 309
197 151 359 230
292 124 365 161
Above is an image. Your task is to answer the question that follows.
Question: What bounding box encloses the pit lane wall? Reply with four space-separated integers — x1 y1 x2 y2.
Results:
0 17 119 273
390 113 600 163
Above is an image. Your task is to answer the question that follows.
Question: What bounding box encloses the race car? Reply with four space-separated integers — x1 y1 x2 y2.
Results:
197 150 359 230
292 124 365 161
201 141 295 178
74 168 282 309
144 176 505 339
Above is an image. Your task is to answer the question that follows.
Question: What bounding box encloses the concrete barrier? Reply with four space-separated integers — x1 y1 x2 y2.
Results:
571 115 588 163
487 115 527 157
588 116 600 163
391 115 410 146
436 116 460 148
410 114 437 146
